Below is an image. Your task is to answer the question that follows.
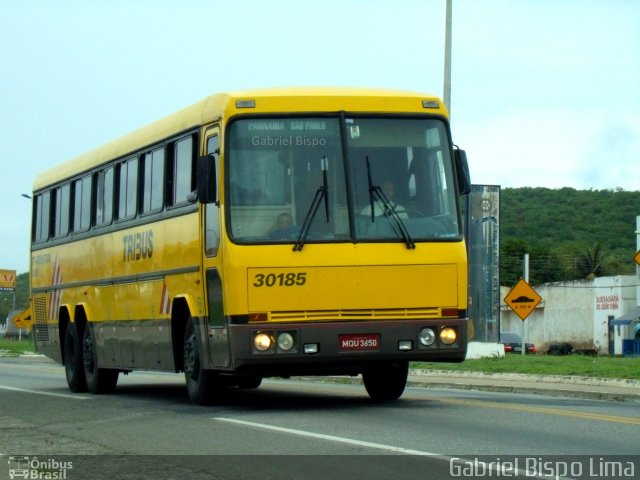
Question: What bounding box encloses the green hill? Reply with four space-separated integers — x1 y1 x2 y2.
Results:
499 187 639 285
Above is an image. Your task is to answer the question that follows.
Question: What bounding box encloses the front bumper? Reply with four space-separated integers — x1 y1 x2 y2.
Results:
227 318 468 376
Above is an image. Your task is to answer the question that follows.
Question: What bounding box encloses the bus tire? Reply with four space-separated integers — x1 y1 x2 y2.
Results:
362 361 408 401
184 319 223 405
82 325 119 394
64 323 88 393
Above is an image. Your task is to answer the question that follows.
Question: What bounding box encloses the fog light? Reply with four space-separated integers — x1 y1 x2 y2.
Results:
277 332 295 351
440 327 457 345
398 340 413 351
304 343 319 354
418 328 436 346
254 332 273 351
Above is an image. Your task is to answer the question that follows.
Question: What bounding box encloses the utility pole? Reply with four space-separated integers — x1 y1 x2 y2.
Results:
443 0 453 114
523 253 529 356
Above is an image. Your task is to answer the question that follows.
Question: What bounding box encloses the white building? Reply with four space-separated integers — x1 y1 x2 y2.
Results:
500 275 639 355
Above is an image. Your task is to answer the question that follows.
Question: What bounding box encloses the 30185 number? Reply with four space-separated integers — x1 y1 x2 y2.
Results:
253 272 307 288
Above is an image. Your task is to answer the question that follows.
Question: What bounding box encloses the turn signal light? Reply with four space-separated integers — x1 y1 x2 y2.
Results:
439 327 457 345
248 313 268 323
441 308 459 317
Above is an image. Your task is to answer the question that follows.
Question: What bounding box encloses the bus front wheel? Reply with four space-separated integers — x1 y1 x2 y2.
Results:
63 323 88 393
82 325 119 394
362 361 408 401
184 319 224 405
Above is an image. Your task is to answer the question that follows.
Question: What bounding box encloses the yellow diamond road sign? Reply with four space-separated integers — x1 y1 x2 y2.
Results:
635 249 640 266
504 278 542 321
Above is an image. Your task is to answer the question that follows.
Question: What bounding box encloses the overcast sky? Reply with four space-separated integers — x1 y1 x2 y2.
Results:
1 0 638 273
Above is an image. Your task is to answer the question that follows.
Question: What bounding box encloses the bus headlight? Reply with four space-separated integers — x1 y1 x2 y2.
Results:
439 327 457 345
418 328 436 346
254 332 274 352
277 332 295 351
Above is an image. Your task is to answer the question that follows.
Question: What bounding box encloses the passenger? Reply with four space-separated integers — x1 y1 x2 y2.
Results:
269 212 299 240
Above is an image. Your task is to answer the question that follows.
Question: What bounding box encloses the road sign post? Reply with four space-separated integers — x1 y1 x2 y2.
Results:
523 253 529 356
504 278 542 321
503 278 542 354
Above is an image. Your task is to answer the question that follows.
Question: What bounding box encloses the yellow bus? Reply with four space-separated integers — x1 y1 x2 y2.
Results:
29 87 471 404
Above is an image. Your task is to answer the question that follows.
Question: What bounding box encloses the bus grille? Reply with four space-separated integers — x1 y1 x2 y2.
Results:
269 307 441 322
33 295 50 342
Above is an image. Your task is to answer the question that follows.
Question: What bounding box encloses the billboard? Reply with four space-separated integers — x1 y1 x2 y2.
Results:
0 269 17 291
465 186 500 342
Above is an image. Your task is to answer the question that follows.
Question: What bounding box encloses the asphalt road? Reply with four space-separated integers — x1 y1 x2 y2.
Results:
0 357 638 480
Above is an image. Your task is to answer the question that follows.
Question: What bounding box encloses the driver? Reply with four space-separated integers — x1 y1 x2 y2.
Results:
361 180 408 218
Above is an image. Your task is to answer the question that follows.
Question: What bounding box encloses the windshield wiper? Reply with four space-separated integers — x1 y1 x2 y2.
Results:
294 157 330 251
366 157 415 249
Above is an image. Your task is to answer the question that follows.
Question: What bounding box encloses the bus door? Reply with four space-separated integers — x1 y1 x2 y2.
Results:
202 127 230 368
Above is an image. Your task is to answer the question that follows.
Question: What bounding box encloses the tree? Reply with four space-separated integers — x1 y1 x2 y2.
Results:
528 244 567 284
500 239 569 286
571 241 613 279
500 238 528 286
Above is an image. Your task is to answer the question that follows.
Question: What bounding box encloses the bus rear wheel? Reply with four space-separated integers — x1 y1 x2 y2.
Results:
362 361 408 401
82 325 119 394
63 323 88 393
184 319 224 405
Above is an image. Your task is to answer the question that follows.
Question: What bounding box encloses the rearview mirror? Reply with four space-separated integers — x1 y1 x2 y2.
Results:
195 153 218 204
454 148 471 195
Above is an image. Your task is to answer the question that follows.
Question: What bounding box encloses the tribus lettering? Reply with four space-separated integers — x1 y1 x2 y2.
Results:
122 230 153 262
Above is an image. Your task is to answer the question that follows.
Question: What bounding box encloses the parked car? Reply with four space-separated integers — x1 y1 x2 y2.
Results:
500 332 537 354
547 342 574 355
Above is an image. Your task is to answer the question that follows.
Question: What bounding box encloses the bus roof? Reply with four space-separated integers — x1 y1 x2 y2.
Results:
33 87 446 191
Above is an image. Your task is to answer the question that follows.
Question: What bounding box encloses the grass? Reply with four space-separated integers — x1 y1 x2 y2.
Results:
0 338 36 356
413 354 640 380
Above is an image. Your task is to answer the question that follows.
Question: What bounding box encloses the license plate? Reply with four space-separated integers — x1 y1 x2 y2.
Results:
339 334 380 351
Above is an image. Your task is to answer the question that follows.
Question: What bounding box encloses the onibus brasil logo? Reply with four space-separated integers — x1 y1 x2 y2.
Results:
7 456 73 479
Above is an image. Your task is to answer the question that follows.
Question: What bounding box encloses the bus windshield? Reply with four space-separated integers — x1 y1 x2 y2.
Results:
227 116 461 244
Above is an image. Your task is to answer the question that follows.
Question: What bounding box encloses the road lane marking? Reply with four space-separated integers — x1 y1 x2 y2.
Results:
213 417 571 480
213 417 440 456
0 385 92 400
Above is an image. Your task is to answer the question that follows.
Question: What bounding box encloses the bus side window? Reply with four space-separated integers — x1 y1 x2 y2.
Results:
72 175 92 233
95 167 114 227
142 147 165 214
34 191 51 243
173 135 194 205
117 157 139 220
53 183 70 238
